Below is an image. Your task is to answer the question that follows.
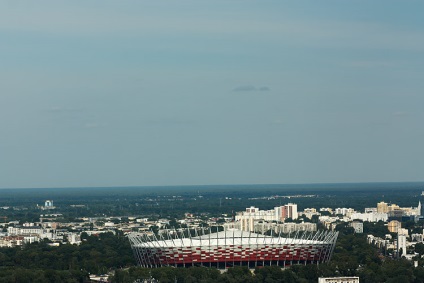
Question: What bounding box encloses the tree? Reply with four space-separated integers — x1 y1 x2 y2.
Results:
415 243 424 256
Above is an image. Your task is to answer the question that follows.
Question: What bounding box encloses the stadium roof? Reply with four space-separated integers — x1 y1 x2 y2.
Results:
131 229 337 248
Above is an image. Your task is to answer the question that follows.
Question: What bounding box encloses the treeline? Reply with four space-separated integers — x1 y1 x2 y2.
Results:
112 260 424 283
112 265 335 283
1 184 423 222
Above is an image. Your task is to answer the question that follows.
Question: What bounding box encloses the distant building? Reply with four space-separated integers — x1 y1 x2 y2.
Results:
365 207 377 213
367 235 388 249
411 233 423 242
253 222 317 234
236 204 299 232
302 208 319 219
398 233 407 256
335 208 355 217
0 236 24 247
7 226 42 236
388 220 401 233
40 200 55 210
349 222 363 233
388 204 400 212
319 208 333 214
398 228 409 236
350 212 387 222
318 216 340 230
282 203 298 220
318 277 359 283
236 206 276 231
377 201 389 213
388 209 404 220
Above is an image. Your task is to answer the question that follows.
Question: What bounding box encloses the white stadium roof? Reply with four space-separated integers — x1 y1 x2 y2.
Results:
130 229 335 248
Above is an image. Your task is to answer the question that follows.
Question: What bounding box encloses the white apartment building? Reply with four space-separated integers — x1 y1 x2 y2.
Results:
254 222 317 234
398 233 407 255
236 204 299 232
7 226 43 236
0 236 24 247
350 212 388 222
302 208 319 219
335 208 355 217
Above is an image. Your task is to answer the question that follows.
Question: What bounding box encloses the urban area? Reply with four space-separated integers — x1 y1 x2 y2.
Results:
1 188 424 283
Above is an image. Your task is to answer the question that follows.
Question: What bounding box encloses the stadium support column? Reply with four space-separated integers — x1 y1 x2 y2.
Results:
262 230 266 267
233 229 237 268
322 231 333 263
327 231 338 262
181 230 186 267
255 232 259 268
248 231 251 268
224 228 227 269
269 229 273 267
208 228 212 268
240 229 243 266
276 229 281 267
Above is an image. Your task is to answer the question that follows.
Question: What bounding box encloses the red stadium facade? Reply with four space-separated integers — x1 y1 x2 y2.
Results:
128 229 338 269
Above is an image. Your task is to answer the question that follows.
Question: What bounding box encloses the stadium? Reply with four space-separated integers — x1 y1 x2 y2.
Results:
128 229 338 269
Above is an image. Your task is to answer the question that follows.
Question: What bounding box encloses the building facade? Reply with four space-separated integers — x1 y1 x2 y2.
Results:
236 204 299 232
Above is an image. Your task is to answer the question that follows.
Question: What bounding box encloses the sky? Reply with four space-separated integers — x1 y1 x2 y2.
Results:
1 0 424 189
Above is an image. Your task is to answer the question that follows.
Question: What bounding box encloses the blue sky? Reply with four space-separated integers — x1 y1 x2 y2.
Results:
1 1 423 188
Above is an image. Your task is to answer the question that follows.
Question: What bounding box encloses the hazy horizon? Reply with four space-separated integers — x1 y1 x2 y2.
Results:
1 181 423 191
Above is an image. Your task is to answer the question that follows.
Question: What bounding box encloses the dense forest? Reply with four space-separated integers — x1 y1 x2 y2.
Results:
0 232 134 282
